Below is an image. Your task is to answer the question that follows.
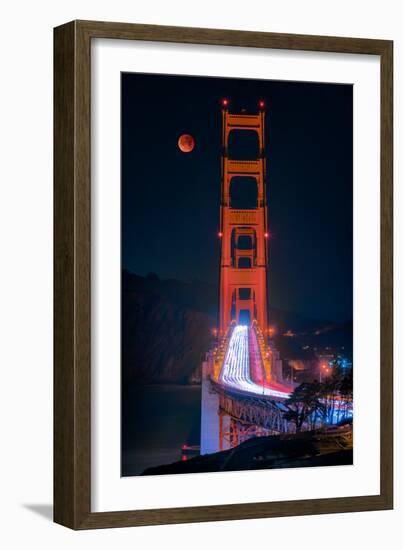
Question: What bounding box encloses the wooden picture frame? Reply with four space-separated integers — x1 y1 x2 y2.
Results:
54 20 393 529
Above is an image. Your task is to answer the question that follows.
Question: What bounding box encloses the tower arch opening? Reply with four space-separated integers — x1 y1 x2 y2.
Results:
228 129 259 160
229 176 258 209
238 309 251 326
238 257 252 269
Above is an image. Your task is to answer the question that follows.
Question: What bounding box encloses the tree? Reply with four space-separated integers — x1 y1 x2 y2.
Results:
282 382 325 432
318 376 339 424
318 358 353 424
338 369 353 421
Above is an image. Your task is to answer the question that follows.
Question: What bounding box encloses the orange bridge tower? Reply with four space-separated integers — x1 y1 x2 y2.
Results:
218 100 269 336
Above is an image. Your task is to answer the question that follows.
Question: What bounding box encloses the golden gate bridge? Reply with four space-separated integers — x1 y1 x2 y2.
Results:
200 99 294 454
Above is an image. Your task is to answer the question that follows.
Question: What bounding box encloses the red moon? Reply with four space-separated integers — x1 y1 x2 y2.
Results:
178 134 195 153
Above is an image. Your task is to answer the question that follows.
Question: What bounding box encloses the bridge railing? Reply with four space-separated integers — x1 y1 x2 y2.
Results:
252 321 272 382
211 321 236 382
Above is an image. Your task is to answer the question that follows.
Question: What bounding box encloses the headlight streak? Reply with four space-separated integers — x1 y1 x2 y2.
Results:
219 325 290 399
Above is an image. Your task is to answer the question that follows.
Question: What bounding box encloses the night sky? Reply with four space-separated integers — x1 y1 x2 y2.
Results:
121 73 352 323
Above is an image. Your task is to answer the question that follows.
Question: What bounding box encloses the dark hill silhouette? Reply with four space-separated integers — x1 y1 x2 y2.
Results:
122 271 216 384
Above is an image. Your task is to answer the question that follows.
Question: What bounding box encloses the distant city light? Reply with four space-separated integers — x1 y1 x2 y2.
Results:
268 326 276 338
339 357 352 369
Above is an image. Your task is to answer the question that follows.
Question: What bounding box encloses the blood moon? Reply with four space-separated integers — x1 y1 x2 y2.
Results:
178 134 195 153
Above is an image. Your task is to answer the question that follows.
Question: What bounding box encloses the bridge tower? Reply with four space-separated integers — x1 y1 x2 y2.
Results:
218 100 269 336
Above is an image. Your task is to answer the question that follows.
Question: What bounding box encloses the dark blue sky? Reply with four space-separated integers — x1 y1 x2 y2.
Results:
121 73 352 323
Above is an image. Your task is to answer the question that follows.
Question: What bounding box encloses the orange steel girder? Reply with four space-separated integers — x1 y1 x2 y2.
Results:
218 106 269 335
218 410 273 451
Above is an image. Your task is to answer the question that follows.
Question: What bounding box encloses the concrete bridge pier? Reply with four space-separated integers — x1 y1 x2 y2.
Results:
200 361 223 455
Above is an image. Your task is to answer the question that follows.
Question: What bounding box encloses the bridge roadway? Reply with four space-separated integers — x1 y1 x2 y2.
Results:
219 325 291 400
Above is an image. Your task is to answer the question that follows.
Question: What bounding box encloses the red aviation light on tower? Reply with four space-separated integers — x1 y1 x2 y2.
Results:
221 98 229 108
258 100 265 109
218 231 223 238
264 232 269 238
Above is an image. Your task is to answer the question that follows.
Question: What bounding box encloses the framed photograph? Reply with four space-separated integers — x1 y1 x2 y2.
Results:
54 20 393 529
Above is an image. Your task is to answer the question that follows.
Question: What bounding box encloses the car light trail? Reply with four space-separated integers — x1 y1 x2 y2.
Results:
219 325 290 399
